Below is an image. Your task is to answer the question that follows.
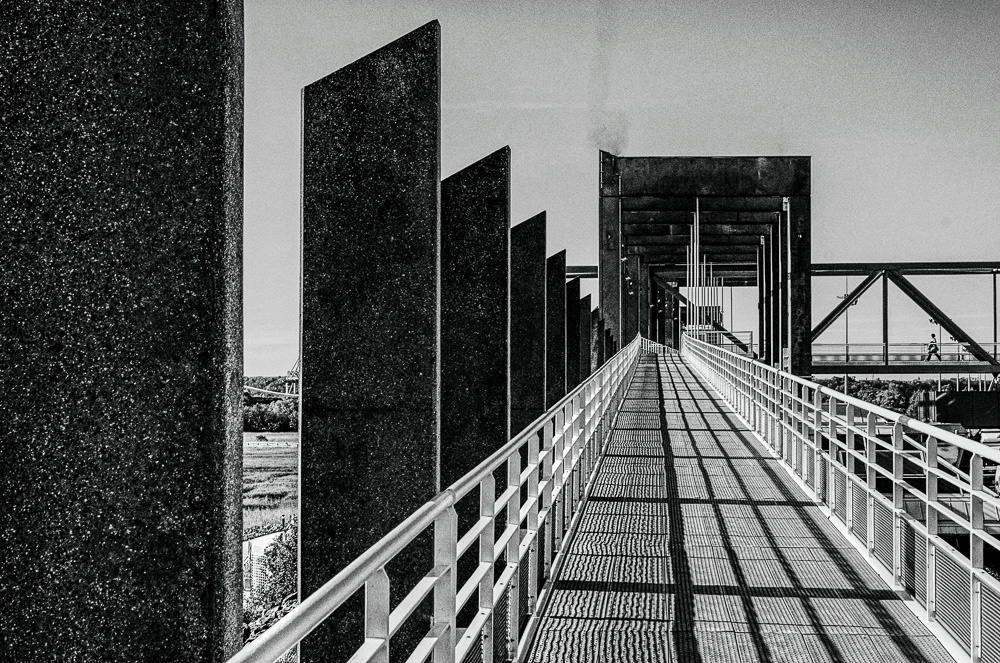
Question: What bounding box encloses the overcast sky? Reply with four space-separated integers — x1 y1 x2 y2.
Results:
243 0 1000 375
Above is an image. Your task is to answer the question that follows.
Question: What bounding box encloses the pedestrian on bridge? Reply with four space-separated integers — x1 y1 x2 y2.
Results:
924 333 942 361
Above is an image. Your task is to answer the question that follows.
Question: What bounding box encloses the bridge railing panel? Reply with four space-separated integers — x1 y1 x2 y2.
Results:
228 336 645 663
677 333 1000 661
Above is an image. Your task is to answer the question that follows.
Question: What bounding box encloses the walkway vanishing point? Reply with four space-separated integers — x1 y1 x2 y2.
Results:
529 352 951 662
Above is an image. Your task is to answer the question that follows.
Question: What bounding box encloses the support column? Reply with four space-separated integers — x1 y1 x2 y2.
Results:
594 311 605 368
883 271 889 366
769 225 780 368
0 4 244 661
511 212 546 436
757 241 765 360
546 252 567 408
638 262 650 339
624 254 640 343
440 147 511 485
566 278 582 390
599 151 621 343
787 195 812 375
301 23 440 662
580 296 593 380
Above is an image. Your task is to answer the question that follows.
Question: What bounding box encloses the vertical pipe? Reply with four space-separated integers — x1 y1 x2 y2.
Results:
993 271 997 359
882 271 889 366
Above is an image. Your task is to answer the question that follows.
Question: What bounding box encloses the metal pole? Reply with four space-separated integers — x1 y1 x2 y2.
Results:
993 271 997 359
882 271 889 366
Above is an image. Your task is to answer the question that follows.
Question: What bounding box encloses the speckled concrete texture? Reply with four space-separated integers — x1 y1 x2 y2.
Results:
300 21 440 663
546 252 567 408
511 213 546 436
579 296 592 380
0 3 244 661
566 278 582 391
591 308 602 373
441 146 510 486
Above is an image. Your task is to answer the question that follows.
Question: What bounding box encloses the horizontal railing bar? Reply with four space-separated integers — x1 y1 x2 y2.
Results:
455 608 491 662
345 638 387 663
228 335 643 663
388 565 447 638
228 493 454 663
402 627 443 663
494 525 518 560
455 562 492 615
456 516 492 560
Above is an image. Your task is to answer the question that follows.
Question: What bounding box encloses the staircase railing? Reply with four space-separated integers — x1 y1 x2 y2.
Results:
229 335 646 663
681 333 1000 661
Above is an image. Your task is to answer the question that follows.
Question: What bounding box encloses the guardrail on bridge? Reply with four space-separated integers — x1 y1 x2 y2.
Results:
229 335 651 663
682 333 1000 661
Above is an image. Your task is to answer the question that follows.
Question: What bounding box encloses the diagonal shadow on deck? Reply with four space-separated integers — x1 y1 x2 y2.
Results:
526 353 955 663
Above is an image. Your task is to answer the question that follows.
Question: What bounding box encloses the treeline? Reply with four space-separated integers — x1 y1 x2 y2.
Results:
814 377 933 418
244 376 298 432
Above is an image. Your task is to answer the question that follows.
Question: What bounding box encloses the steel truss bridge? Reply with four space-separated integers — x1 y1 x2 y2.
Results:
233 334 999 663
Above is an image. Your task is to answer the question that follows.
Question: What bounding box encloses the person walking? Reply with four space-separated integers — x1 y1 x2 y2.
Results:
924 333 942 361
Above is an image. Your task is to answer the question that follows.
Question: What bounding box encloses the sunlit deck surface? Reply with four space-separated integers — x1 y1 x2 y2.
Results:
528 354 953 662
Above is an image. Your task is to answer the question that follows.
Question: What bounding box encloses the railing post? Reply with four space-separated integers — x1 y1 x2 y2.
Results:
826 394 837 508
539 419 554 587
366 568 391 663
971 452 984 662
813 388 823 496
505 452 521 660
526 429 540 619
866 412 877 559
891 422 904 589
480 475 496 663
845 403 855 534
927 435 938 623
552 409 566 551
434 505 458 663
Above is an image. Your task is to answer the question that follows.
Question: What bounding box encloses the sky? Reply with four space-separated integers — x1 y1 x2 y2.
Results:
243 0 1000 376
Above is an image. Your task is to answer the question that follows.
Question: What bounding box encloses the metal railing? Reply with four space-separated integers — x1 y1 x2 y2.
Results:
229 336 648 663
812 342 1000 364
681 333 1000 661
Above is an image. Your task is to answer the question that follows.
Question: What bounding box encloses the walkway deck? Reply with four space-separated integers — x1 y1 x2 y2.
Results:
528 353 954 662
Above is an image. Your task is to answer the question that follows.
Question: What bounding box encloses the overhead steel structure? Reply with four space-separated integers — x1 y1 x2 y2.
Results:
599 153 813 375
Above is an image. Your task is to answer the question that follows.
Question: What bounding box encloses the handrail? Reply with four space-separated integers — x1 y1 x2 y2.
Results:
230 334 645 663
689 334 1000 464
679 332 1000 660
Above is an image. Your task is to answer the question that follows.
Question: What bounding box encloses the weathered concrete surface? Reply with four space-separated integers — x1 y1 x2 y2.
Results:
441 147 510 485
546 251 567 408
300 22 440 662
511 212 546 435
599 151 621 346
0 3 244 662
566 278 582 390
580 296 592 380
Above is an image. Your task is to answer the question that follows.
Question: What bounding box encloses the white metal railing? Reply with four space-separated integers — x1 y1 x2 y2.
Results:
229 336 648 663
680 333 1000 662
812 342 1000 364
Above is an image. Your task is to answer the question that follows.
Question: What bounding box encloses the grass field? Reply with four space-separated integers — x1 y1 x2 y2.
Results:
243 432 298 532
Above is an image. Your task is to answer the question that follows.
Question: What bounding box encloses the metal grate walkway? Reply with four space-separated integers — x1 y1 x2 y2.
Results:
527 353 954 662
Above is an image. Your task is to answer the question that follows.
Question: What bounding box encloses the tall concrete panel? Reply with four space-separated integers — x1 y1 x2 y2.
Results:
599 151 621 343
788 195 812 375
300 22 440 662
510 212 546 435
441 147 511 486
0 4 244 661
546 252 567 408
624 255 640 343
566 278 582 390
580 296 593 379
592 309 603 370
